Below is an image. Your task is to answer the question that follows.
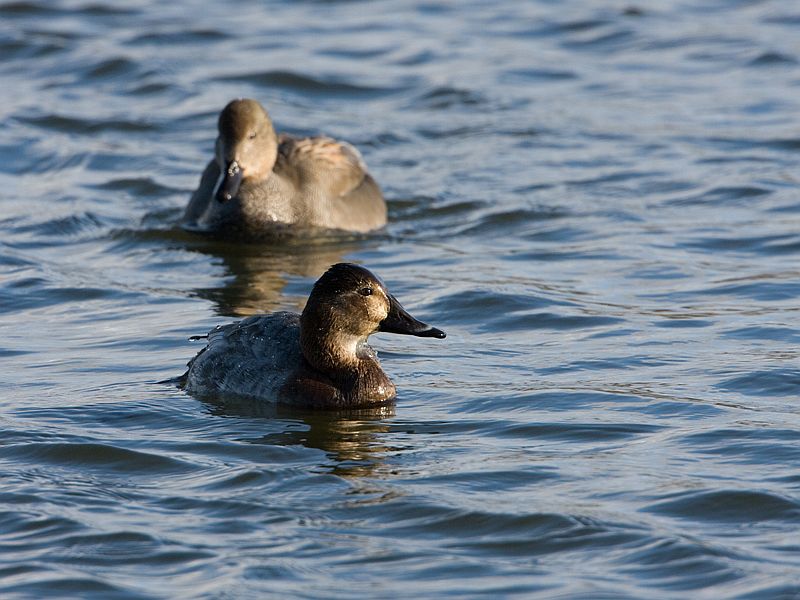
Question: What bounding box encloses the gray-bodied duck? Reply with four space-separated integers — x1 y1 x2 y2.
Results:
181 263 445 408
181 99 387 238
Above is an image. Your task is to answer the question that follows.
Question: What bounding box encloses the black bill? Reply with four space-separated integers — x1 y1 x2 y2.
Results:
379 294 446 339
215 160 243 203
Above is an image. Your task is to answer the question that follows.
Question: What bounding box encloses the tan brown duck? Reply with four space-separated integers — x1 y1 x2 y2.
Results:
181 263 445 409
182 99 387 239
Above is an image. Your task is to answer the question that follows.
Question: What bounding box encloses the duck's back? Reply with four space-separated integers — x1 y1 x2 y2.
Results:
271 135 387 233
184 312 305 401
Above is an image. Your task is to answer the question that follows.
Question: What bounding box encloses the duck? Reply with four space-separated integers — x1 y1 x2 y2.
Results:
181 263 445 408
181 98 387 239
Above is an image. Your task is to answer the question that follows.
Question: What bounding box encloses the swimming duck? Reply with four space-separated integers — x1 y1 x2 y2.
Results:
182 263 445 408
181 99 387 238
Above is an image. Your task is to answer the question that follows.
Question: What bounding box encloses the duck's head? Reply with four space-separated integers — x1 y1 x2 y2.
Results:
214 98 279 203
300 263 445 370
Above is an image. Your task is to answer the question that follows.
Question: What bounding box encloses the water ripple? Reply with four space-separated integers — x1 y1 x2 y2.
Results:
646 490 800 523
0 443 198 475
214 69 402 98
717 369 800 397
20 113 155 134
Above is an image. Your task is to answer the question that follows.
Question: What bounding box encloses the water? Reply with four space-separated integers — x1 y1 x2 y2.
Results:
2 0 800 597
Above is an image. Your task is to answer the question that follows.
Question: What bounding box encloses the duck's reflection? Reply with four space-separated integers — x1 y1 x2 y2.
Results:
204 397 394 478
182 233 372 317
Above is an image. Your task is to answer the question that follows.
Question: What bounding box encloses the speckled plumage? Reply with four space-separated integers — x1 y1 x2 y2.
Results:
182 99 387 239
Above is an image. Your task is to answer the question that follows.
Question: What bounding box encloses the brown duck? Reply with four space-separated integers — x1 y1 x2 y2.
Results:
181 264 445 409
182 99 387 238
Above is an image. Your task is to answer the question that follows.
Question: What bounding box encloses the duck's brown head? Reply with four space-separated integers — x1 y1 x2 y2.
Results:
214 98 279 203
299 263 445 374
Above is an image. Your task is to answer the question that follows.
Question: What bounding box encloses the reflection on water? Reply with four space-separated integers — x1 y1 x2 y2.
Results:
204 396 394 478
179 233 373 316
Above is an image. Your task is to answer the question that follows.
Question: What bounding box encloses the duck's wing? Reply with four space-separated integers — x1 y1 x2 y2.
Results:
276 134 371 198
183 319 240 374
183 313 303 400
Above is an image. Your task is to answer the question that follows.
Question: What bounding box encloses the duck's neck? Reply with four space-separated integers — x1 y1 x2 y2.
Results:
299 326 396 404
300 325 363 379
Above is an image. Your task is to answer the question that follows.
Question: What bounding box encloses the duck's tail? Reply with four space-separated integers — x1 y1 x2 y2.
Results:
157 373 188 388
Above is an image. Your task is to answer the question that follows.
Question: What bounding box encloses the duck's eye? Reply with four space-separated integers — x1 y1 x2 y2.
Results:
359 287 373 297
248 132 257 140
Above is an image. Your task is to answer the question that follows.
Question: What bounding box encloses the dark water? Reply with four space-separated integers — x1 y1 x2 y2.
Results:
3 0 800 597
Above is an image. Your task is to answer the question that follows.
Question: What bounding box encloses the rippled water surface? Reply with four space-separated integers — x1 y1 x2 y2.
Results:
3 0 800 597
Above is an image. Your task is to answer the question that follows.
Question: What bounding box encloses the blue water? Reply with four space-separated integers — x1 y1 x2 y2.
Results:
2 0 800 598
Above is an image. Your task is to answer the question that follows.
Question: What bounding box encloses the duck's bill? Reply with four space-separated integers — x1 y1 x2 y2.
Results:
215 160 243 203
379 294 446 339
